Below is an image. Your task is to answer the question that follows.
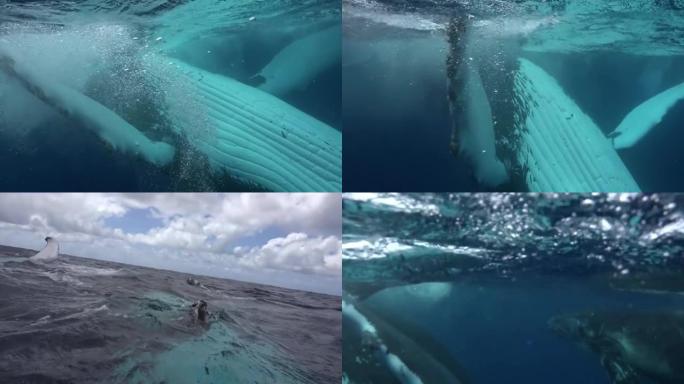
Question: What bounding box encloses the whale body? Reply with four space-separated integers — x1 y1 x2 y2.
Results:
0 49 175 167
31 237 59 262
251 26 341 97
610 81 684 149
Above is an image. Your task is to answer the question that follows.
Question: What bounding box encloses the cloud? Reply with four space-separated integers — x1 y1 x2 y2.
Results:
236 233 341 275
0 193 341 294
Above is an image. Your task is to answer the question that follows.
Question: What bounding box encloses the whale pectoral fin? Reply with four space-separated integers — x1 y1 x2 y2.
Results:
600 355 640 384
0 50 176 167
613 81 684 149
245 74 266 87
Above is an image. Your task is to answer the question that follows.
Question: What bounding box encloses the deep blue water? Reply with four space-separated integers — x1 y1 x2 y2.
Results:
343 193 684 384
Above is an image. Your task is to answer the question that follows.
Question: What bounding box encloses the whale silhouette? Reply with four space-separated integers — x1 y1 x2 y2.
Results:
343 298 470 384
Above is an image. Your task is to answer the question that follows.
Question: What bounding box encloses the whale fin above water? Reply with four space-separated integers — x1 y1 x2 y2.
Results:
0 49 175 167
609 81 684 149
31 237 59 262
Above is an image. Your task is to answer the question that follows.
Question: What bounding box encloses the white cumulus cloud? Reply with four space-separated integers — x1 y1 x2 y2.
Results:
0 193 341 294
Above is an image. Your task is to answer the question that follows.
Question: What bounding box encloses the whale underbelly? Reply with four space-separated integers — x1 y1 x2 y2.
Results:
514 58 640 192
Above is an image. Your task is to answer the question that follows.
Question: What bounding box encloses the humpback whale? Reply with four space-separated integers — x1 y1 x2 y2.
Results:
343 298 469 384
549 311 684 384
0 49 176 167
513 58 641 192
191 300 208 323
609 81 684 149
343 248 485 300
31 236 59 262
0 46 341 191
249 26 341 97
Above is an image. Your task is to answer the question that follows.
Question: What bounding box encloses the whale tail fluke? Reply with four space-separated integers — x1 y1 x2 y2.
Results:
610 81 684 149
31 237 59 262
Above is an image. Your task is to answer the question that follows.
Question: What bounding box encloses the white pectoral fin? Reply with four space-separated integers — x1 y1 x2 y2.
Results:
31 238 59 261
461 63 509 187
612 81 684 149
256 26 341 96
0 49 175 166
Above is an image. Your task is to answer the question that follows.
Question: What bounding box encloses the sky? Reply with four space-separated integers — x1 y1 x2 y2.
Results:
0 193 341 295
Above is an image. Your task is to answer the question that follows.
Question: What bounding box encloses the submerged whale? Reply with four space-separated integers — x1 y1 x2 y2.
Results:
343 249 485 300
30 236 59 262
0 49 175 167
343 298 469 384
549 311 684 384
513 58 641 192
249 26 341 97
0 47 341 191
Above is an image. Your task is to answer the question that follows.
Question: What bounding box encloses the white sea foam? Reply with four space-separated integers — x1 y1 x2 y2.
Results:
64 265 121 276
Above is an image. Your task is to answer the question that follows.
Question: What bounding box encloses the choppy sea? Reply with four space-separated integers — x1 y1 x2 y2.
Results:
0 245 341 383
